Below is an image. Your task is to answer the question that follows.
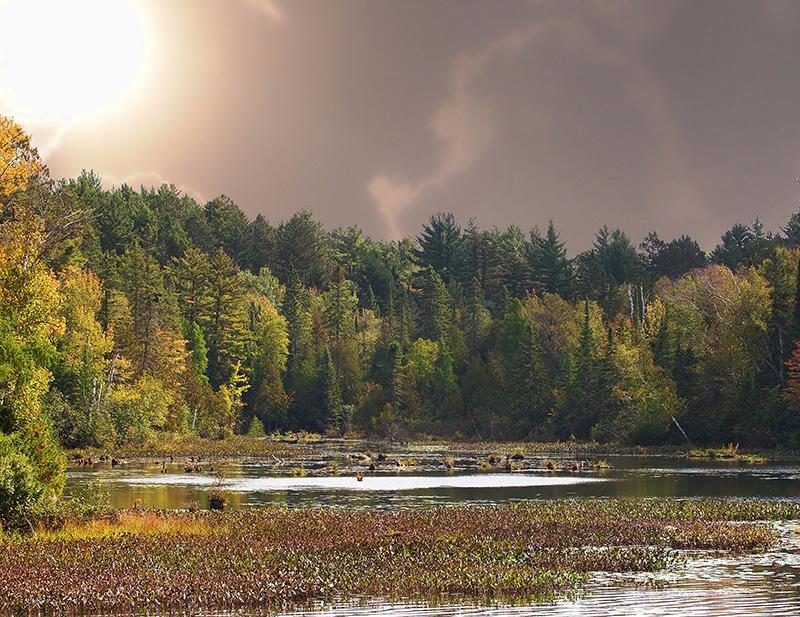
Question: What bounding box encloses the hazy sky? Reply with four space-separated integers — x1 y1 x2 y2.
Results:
2 0 800 251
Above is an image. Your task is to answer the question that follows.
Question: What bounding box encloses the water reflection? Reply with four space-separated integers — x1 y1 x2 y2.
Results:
65 453 800 615
65 455 800 509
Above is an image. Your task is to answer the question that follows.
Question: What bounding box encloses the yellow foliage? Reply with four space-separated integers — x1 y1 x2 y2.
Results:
0 116 44 203
34 511 220 541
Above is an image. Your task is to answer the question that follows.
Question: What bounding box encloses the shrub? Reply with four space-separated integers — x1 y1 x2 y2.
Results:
0 434 47 531
246 416 266 438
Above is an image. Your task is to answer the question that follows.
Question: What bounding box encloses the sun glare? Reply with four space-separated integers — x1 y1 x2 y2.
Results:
0 0 146 123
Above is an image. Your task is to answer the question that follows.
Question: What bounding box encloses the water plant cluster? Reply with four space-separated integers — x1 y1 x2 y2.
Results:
688 442 767 464
0 498 793 614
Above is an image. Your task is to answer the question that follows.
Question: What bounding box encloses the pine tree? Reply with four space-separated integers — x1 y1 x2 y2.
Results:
465 277 490 352
529 221 572 297
116 244 170 378
275 210 328 287
202 249 250 388
169 247 211 325
322 273 358 349
182 319 209 385
320 347 345 434
250 213 276 272
560 301 601 438
283 267 313 395
204 195 252 268
510 322 549 433
417 267 451 341
416 212 464 284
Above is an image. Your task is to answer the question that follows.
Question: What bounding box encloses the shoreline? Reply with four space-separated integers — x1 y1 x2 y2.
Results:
63 435 789 465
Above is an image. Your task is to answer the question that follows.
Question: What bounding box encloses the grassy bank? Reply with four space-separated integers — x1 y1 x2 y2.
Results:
66 434 789 464
1 499 795 614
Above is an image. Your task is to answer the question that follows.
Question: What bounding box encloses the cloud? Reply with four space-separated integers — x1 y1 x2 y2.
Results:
99 170 207 204
366 18 569 239
367 75 492 239
367 4 706 240
241 0 284 22
0 99 70 159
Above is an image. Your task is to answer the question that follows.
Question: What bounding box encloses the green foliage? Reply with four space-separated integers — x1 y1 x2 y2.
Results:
6 114 800 454
0 434 46 530
246 416 266 438
529 221 572 297
416 267 451 341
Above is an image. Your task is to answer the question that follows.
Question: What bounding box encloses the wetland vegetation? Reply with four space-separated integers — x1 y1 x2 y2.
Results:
1 499 794 615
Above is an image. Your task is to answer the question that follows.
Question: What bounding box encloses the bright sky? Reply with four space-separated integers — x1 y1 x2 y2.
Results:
1 0 799 250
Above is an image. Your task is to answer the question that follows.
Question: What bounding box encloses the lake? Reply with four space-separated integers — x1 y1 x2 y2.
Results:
64 448 800 615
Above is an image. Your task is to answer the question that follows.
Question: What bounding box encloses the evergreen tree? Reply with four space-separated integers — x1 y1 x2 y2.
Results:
320 347 346 434
169 247 211 325
250 213 276 272
558 301 602 438
783 211 800 249
416 212 464 283
283 267 313 399
204 195 252 267
464 277 491 352
509 322 549 434
416 267 451 341
116 244 172 378
202 249 250 388
529 221 572 297
711 223 754 270
275 210 329 286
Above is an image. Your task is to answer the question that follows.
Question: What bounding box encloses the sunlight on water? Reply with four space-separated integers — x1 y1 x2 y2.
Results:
124 472 607 492
65 455 800 616
265 521 800 616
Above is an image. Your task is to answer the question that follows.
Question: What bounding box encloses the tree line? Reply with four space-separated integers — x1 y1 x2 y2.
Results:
3 116 800 523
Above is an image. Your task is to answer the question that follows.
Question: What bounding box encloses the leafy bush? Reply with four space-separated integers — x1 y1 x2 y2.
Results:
246 416 266 437
0 434 47 531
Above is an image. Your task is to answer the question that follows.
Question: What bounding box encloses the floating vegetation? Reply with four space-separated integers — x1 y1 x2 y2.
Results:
688 443 767 463
591 459 612 470
0 499 793 614
291 466 309 477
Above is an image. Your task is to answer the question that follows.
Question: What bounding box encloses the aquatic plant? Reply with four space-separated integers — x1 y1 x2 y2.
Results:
688 445 767 463
0 498 792 614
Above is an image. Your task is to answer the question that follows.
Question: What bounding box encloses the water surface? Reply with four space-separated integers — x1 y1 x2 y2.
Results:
65 450 800 615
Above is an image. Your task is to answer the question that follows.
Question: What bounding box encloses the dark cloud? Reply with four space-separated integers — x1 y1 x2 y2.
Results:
40 0 800 251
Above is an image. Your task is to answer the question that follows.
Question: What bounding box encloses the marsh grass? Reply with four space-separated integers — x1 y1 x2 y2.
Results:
1 498 794 615
688 443 767 463
33 510 221 541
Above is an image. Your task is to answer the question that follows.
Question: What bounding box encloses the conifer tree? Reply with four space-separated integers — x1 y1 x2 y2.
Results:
465 277 491 352
417 267 451 342
529 220 572 297
416 212 464 283
320 347 346 434
203 249 250 388
283 267 312 392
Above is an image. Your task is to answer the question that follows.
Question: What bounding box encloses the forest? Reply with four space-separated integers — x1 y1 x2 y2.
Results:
3 115 800 523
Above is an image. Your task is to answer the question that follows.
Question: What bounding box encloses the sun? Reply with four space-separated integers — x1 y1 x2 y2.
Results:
0 0 146 124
